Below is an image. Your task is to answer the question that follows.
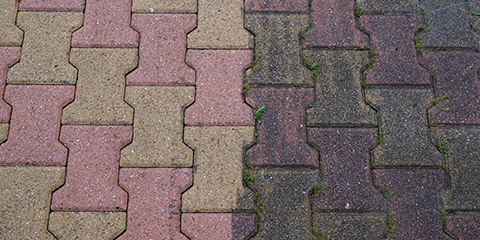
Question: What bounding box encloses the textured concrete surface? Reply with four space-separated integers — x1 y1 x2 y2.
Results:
245 14 312 86
128 14 196 86
62 48 137 125
245 0 309 13
187 0 253 49
7 12 82 84
312 213 386 240
49 212 126 240
121 86 194 167
0 47 20 123
446 214 480 240
182 213 256 240
0 85 74 166
0 0 23 46
182 126 255 212
19 0 85 11
132 0 197 13
0 166 65 239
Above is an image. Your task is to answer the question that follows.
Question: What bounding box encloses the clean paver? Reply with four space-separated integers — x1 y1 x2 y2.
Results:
18 0 85 11
132 0 197 13
0 47 20 123
0 0 23 46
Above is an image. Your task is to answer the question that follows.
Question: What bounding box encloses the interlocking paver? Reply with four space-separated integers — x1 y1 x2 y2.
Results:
18 0 85 11
51 125 131 211
184 50 254 126
250 168 320 239
366 88 441 167
182 126 255 212
71 0 139 48
182 213 256 240
49 212 126 239
446 214 480 240
360 15 430 85
132 0 197 13
0 166 65 239
433 126 480 211
187 0 253 49
246 87 318 167
0 47 20 123
357 0 421 13
304 0 368 48
0 124 7 144
423 51 480 125
118 168 192 239
308 128 385 212
0 85 74 166
62 48 137 125
245 0 309 13
312 213 386 240
374 169 448 239
6 12 82 84
127 14 196 86
304 50 376 126
0 0 23 46
245 14 311 86
121 86 194 167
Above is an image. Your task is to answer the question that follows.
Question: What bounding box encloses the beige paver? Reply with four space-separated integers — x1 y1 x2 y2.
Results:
0 0 23 46
182 126 255 212
0 124 7 144
62 48 137 125
0 166 65 239
49 212 126 239
313 213 386 239
7 12 83 84
132 0 197 13
187 0 253 49
121 86 195 167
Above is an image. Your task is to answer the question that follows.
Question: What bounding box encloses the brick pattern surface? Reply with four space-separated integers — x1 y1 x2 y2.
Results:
19 0 85 12
0 0 23 46
49 212 126 239
132 0 197 13
446 214 480 240
182 213 256 240
0 47 21 123
245 0 309 13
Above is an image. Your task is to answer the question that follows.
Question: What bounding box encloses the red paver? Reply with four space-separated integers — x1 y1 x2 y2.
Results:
0 47 21 123
446 214 480 240
304 0 368 48
118 168 192 239
184 50 254 126
245 0 309 13
51 125 131 211
71 0 139 48
127 14 196 86
308 128 385 212
246 87 318 167
360 15 429 85
0 85 74 166
374 169 449 239
181 213 256 240
423 51 480 125
19 0 84 11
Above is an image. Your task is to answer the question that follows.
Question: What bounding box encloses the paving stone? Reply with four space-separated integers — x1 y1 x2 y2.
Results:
187 0 253 49
374 169 448 239
182 126 255 212
0 85 74 166
0 124 7 144
304 50 376 127
18 0 85 11
366 88 441 167
127 14 196 86
0 0 23 46
357 0 421 13
6 12 82 84
182 213 256 240
246 87 318 167
121 86 194 167
250 168 320 240
62 48 137 125
49 212 126 239
420 1 480 48
132 0 197 13
118 168 192 239
51 125 131 211
71 0 139 48
422 51 480 125
446 214 480 240
433 126 480 211
245 14 312 86
360 15 430 85
312 213 386 240
245 0 309 13
0 166 65 239
0 47 21 123
304 0 368 48
184 50 254 126
308 128 385 212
